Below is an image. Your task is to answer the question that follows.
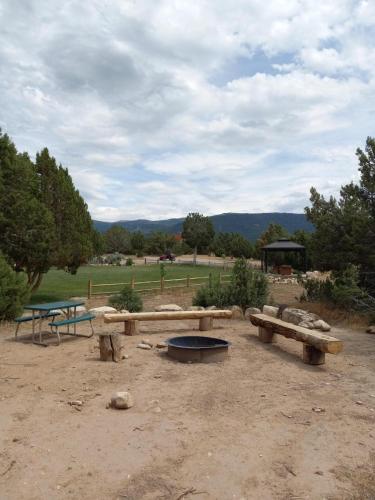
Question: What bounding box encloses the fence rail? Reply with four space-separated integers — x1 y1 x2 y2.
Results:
87 273 231 298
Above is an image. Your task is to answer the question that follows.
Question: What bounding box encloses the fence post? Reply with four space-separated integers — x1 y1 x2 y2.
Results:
160 277 165 292
187 275 190 288
209 272 212 287
88 279 92 299
131 276 135 289
144 257 146 265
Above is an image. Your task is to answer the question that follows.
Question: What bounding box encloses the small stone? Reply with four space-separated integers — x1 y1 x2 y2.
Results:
153 406 162 413
122 354 129 359
110 391 134 409
141 338 153 347
356 400 364 405
137 343 152 350
68 400 83 406
312 407 325 413
156 342 167 348
315 471 324 476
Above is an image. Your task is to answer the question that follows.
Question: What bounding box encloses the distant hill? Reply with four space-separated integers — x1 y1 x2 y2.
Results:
93 212 314 242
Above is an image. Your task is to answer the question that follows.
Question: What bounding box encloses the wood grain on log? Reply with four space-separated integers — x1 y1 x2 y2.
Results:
199 316 213 331
98 333 123 362
249 314 342 354
124 320 139 336
104 310 232 323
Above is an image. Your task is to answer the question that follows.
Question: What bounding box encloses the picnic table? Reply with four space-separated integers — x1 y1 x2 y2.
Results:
20 300 94 346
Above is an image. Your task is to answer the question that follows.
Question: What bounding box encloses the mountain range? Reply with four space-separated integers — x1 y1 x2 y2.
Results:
93 212 314 242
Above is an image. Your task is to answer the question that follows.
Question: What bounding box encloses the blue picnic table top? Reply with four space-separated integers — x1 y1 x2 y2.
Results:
24 300 84 311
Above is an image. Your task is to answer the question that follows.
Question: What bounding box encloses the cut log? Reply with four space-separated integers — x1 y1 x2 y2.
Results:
124 320 139 336
258 326 276 343
249 314 342 354
98 333 123 362
199 316 213 331
104 310 232 323
303 344 325 365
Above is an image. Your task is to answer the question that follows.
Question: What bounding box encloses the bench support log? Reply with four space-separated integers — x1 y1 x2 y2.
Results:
199 316 213 331
124 320 139 336
303 344 325 365
258 326 276 343
99 333 123 362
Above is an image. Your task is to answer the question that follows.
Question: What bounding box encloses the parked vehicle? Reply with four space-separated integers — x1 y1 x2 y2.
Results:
159 252 176 261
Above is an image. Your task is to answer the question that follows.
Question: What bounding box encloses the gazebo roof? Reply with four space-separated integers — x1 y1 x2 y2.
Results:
262 238 305 251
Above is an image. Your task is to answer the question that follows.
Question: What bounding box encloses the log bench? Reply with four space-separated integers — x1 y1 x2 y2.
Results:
249 313 343 365
103 310 233 335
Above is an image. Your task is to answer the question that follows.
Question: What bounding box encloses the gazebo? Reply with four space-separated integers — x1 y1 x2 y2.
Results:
261 238 306 273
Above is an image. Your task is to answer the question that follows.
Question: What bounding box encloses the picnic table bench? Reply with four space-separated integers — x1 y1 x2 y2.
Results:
249 313 343 365
16 300 95 346
104 310 233 335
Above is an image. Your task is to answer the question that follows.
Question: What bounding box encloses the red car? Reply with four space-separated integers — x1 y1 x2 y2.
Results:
159 253 176 261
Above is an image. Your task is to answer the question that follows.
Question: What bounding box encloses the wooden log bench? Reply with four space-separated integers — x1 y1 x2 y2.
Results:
249 313 343 365
103 310 233 335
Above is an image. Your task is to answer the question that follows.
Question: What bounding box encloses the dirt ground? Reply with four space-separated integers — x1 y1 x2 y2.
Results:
1 288 375 500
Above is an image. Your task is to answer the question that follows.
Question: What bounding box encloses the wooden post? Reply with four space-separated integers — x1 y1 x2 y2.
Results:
160 277 164 292
131 276 135 289
258 326 276 343
124 320 139 336
218 272 221 284
187 275 190 288
199 316 213 331
88 279 92 299
98 333 123 362
303 344 325 365
209 273 212 287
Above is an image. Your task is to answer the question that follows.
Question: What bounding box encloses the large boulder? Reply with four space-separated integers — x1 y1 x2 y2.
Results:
230 305 244 320
244 307 261 320
75 305 87 317
154 304 183 312
89 306 117 317
262 305 279 318
188 306 205 311
282 308 331 332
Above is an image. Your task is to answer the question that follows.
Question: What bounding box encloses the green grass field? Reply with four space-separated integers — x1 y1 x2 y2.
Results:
31 264 227 303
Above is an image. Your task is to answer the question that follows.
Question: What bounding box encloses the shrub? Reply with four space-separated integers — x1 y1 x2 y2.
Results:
108 287 143 312
299 265 371 311
0 253 30 321
193 258 268 310
125 257 134 266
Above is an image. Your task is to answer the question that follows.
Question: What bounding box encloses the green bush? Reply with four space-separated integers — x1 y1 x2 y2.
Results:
193 258 268 310
299 265 370 311
125 257 134 266
108 287 143 312
0 253 30 321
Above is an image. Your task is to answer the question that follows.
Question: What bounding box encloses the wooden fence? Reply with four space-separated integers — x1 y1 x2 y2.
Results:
87 273 231 298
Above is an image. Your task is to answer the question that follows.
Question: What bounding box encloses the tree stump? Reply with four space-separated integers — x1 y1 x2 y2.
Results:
258 326 276 343
124 320 139 336
199 316 213 331
303 344 325 365
98 333 123 362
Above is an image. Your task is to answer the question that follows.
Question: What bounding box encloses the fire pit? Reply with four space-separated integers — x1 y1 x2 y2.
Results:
166 336 230 363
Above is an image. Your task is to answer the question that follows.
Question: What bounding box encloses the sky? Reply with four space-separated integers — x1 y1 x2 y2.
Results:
1 0 375 221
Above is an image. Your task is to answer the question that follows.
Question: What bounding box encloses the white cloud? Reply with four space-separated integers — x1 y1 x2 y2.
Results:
0 0 374 221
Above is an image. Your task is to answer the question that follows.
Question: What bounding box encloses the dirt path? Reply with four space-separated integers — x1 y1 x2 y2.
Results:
0 315 374 499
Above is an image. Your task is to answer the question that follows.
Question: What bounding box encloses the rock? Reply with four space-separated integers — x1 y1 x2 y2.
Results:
205 306 217 310
68 400 83 406
299 321 315 329
110 391 134 409
75 305 87 317
122 354 129 359
156 342 167 348
69 296 87 303
282 308 319 326
120 309 129 314
230 305 244 320
154 304 183 312
244 307 261 319
366 326 375 334
313 319 331 332
137 343 152 350
89 306 117 317
141 338 153 347
263 305 279 318
188 306 205 311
